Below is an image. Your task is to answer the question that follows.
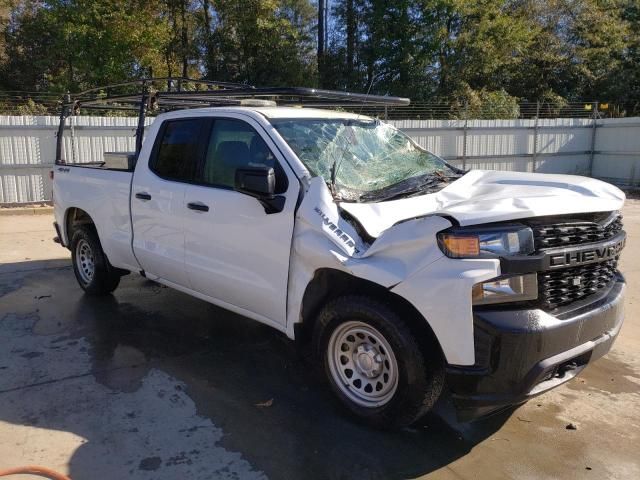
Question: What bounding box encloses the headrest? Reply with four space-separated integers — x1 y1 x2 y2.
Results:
216 141 250 164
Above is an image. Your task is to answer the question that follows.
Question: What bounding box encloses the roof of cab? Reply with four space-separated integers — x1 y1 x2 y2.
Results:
160 106 370 120
250 107 367 119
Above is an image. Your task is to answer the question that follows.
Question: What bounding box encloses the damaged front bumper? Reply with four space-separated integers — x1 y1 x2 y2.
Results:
447 274 625 421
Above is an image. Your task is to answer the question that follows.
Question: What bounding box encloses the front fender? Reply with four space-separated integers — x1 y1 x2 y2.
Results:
391 256 500 366
286 176 496 363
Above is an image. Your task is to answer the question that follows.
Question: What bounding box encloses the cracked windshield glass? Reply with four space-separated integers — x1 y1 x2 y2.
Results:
272 118 457 202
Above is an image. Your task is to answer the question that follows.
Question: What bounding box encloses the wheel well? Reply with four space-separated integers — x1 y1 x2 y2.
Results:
297 268 444 362
64 207 129 276
65 207 95 245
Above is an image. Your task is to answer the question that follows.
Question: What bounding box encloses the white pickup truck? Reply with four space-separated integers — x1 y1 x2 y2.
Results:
53 83 626 428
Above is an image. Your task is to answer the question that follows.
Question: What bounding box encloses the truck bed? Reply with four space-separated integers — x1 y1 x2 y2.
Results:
53 164 139 272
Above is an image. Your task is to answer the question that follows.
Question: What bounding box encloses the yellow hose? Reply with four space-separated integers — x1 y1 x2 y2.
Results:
0 466 71 480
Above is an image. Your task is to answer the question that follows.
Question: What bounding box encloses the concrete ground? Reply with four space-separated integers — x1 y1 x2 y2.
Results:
0 206 639 480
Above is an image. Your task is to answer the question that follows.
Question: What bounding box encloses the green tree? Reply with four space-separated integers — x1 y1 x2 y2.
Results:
1 0 177 92
206 0 316 86
0 0 638 115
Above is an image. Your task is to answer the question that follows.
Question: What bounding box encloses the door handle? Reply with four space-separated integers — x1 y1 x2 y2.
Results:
187 202 209 212
135 192 152 201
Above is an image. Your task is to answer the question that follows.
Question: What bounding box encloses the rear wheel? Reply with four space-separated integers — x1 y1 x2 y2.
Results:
314 295 444 429
71 226 121 295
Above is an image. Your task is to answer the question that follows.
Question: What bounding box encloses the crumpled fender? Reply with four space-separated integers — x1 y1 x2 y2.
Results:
285 177 454 338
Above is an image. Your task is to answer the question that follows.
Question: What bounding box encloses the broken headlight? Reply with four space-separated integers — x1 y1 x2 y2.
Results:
437 225 534 258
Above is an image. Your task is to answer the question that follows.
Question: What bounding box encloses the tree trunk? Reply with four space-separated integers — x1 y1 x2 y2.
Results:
318 0 325 85
346 0 356 87
181 0 188 78
202 0 214 77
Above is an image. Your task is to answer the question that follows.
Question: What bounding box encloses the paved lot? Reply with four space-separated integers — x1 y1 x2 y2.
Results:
0 206 639 480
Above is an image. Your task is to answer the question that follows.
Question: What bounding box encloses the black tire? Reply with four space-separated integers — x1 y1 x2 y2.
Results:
70 225 121 295
313 295 444 429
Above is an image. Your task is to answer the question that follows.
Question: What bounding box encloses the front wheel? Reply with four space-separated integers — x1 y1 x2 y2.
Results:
71 226 121 295
314 295 444 429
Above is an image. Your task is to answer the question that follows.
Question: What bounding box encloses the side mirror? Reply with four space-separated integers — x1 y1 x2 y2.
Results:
235 166 275 199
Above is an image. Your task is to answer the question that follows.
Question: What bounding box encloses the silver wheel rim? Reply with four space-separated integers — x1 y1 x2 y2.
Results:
75 238 95 284
327 321 399 407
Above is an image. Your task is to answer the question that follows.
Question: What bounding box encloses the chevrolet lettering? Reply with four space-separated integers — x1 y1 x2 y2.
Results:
548 235 626 269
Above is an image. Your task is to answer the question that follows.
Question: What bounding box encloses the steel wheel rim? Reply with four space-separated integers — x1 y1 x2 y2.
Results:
75 239 95 284
327 321 399 407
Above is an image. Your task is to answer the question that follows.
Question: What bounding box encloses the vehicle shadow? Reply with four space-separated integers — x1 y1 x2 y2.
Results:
74 278 512 479
0 262 511 479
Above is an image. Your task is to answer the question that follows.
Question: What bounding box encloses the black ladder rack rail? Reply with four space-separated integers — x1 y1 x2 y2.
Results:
55 77 410 164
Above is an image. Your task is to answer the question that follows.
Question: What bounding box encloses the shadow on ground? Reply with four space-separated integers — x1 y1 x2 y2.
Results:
0 260 511 479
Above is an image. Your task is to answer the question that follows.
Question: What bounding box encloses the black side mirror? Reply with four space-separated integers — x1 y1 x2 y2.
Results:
235 166 275 199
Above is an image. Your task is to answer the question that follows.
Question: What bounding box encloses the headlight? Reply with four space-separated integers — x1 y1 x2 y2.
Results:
437 225 534 258
472 273 538 305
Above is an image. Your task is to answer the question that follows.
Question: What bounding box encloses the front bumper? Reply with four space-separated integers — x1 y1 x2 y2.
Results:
447 274 625 421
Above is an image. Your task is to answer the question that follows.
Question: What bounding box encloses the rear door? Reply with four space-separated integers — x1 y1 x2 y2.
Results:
131 117 209 287
183 115 299 327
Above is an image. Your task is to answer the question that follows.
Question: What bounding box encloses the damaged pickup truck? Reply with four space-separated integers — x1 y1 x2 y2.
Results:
53 81 626 428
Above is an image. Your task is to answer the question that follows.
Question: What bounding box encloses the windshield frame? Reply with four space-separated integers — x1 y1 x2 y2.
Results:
270 116 463 202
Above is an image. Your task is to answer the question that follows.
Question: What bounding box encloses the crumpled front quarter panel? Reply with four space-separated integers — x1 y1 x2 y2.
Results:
391 256 500 366
287 177 487 365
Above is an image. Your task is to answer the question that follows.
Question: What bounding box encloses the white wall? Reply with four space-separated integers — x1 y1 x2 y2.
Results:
1 115 639 204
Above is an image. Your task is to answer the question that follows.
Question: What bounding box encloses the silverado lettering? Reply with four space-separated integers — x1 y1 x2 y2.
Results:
314 206 360 253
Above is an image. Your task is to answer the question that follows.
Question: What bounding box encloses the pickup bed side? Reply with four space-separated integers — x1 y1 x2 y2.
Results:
53 165 139 272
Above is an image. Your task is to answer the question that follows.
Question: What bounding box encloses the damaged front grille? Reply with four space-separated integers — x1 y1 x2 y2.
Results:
531 212 623 250
538 259 619 310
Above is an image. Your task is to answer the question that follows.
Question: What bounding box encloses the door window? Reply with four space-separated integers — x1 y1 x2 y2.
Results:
150 119 205 182
200 119 288 193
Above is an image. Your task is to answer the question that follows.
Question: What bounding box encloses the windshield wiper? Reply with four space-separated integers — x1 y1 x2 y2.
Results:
358 173 461 202
329 158 338 196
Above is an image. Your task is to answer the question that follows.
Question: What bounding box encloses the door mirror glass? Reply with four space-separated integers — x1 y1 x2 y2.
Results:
235 166 275 199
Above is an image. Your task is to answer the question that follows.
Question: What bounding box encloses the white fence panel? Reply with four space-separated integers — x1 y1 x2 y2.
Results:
0 116 145 203
1 115 639 204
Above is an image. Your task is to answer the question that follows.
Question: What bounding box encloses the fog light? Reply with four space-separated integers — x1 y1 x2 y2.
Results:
472 273 538 305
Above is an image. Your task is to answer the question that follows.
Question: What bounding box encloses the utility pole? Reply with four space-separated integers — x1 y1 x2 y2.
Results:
588 101 599 176
532 101 540 172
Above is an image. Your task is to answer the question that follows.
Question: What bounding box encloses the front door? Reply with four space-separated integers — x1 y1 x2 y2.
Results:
183 116 299 326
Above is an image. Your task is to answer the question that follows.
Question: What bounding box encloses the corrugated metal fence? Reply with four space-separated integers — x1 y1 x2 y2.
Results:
0 116 150 204
1 115 639 204
389 117 640 184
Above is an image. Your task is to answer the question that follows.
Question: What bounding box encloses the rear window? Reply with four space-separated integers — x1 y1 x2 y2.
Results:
151 119 205 182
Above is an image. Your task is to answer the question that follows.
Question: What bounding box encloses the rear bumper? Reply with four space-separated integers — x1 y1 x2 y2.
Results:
447 274 625 421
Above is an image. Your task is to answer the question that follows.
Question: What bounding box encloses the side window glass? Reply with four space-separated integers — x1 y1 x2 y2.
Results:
151 119 203 181
201 119 288 193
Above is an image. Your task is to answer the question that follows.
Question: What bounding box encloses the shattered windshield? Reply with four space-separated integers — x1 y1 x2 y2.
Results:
272 118 458 201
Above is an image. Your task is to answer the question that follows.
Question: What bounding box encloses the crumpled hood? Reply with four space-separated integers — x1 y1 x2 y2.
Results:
340 170 626 238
